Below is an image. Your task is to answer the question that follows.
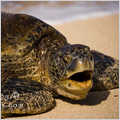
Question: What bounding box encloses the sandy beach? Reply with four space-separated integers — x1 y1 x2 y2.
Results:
7 14 119 119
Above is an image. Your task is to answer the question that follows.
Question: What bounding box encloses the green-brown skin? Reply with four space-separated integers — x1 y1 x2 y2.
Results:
1 12 119 118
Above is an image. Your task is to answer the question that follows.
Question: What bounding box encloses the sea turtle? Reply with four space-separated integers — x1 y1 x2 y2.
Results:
1 12 119 118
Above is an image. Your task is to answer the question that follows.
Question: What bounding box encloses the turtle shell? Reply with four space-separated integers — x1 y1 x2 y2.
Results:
1 12 67 59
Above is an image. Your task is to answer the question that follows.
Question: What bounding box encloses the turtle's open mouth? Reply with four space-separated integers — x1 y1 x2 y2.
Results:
56 58 94 100
66 70 93 90
56 69 93 100
69 70 92 82
56 70 93 100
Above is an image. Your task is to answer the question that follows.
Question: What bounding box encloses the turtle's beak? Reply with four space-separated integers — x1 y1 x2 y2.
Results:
56 57 94 100
66 57 93 89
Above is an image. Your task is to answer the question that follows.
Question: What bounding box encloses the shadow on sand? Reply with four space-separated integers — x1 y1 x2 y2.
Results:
58 90 110 106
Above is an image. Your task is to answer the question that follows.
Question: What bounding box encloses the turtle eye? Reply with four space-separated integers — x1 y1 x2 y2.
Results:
63 57 68 63
63 55 71 64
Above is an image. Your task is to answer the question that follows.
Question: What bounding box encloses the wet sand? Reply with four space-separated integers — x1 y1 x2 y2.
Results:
8 14 119 119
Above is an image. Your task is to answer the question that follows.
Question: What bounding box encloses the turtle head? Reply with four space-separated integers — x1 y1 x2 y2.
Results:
49 44 94 100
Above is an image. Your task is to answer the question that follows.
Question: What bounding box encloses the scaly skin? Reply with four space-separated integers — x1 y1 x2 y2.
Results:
1 12 119 118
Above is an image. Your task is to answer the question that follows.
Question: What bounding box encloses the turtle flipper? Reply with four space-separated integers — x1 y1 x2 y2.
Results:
91 50 119 91
1 78 54 118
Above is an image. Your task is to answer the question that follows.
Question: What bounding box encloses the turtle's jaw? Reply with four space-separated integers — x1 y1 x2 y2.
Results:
56 71 93 100
56 58 94 100
67 70 93 90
